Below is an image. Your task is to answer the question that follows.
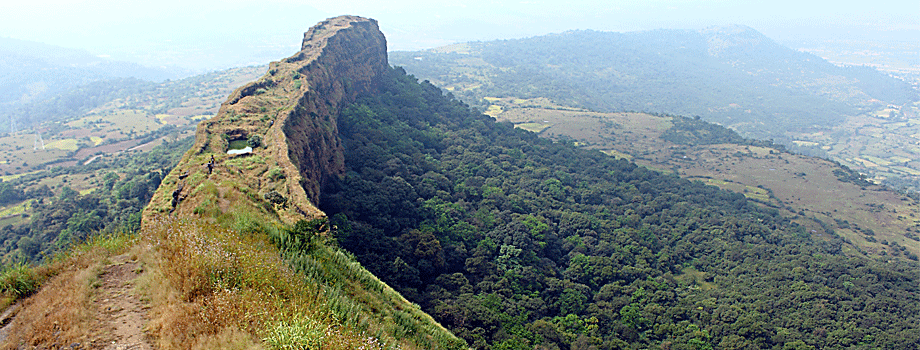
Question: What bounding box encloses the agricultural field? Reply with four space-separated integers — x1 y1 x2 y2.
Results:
0 110 183 175
485 97 920 259
0 133 71 171
784 102 920 189
0 65 263 176
0 65 263 252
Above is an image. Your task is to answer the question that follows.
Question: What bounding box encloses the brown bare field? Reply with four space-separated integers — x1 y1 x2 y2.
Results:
71 139 140 160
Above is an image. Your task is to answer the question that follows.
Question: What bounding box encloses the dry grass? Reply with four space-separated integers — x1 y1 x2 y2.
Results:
140 217 393 350
0 232 136 349
0 214 463 349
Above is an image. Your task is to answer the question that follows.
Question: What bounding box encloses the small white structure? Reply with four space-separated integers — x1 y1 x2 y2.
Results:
227 146 252 155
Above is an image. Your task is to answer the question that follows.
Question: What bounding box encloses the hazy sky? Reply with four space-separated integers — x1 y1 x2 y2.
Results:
2 0 917 72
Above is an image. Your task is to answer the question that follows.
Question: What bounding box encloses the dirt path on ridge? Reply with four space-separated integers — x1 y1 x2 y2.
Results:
94 253 153 350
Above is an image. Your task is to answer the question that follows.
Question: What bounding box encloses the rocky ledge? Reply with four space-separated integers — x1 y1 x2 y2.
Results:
144 15 388 224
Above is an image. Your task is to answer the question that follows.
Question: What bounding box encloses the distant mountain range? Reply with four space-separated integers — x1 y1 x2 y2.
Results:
0 37 191 122
391 25 918 139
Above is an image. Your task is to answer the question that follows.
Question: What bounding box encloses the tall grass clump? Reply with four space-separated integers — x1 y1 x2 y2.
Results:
0 262 41 307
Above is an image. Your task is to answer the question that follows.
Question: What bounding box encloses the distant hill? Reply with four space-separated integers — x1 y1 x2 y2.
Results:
0 37 190 125
390 25 917 139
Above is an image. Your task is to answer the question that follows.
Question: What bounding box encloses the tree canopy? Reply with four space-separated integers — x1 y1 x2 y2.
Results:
319 67 920 349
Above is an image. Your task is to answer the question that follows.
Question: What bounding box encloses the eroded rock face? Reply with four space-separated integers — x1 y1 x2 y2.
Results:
144 15 388 224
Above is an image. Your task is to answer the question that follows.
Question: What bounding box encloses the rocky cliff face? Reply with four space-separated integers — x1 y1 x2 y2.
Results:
143 15 388 223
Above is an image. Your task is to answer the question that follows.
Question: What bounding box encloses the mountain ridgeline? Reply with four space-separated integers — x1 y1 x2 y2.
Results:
131 17 920 349
0 37 186 130
144 15 389 223
390 25 917 139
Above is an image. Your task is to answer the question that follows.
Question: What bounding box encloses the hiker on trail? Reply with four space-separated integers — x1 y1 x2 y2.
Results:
171 186 182 208
171 182 185 210
207 156 214 175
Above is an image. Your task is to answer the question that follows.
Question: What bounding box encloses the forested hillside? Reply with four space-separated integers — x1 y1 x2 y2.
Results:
0 136 191 262
390 26 916 139
320 66 920 349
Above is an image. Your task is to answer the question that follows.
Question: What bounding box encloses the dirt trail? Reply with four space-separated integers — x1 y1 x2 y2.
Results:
0 303 20 344
0 253 154 349
95 254 153 350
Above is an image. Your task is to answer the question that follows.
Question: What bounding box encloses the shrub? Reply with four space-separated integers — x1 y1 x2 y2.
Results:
248 135 263 148
0 262 40 300
267 168 286 182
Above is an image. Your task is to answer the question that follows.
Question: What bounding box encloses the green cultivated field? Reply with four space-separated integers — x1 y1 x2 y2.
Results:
785 102 920 189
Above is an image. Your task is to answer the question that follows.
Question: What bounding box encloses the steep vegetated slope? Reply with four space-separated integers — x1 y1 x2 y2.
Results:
319 67 920 348
477 97 920 260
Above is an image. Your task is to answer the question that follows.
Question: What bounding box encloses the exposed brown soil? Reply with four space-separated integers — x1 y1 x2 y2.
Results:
95 254 152 350
0 253 153 350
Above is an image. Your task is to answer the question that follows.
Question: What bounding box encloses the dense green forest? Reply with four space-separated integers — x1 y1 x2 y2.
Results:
0 136 191 261
320 67 920 349
390 27 917 139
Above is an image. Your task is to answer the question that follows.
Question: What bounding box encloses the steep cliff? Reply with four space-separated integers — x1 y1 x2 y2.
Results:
143 15 388 224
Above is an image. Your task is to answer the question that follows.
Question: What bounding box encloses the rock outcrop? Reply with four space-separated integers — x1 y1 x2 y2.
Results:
143 15 388 224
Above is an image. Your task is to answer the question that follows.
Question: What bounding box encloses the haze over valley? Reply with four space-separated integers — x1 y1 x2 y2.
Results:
0 2 918 349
